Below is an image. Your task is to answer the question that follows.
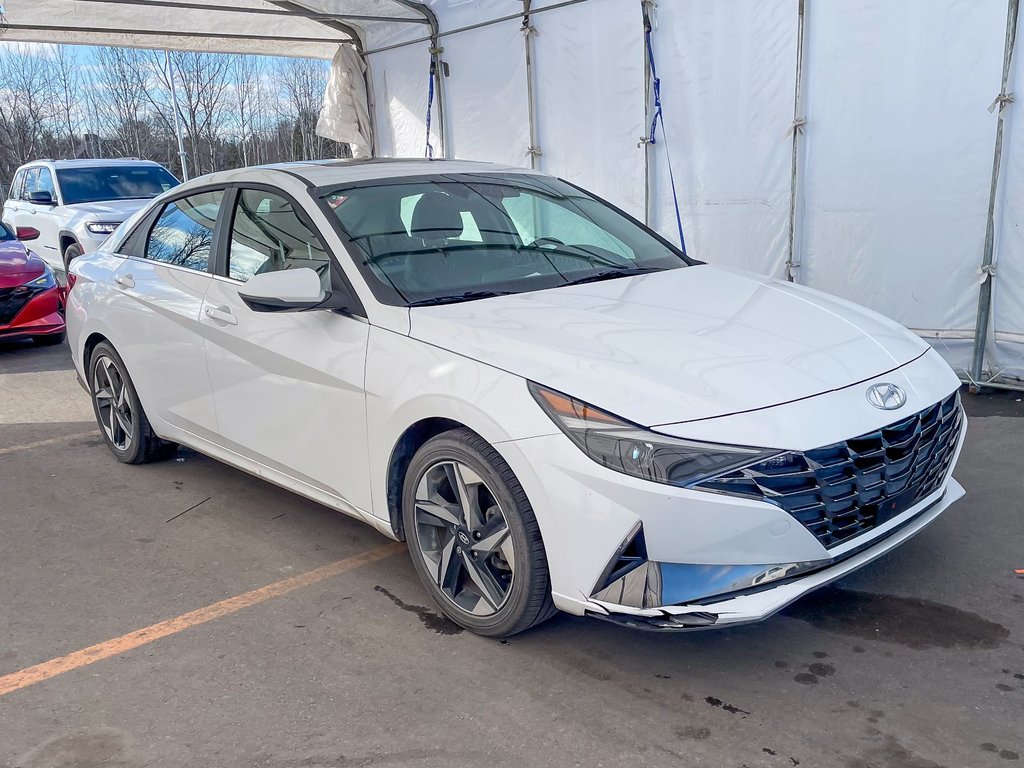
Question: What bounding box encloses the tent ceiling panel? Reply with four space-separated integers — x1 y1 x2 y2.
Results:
1 0 362 56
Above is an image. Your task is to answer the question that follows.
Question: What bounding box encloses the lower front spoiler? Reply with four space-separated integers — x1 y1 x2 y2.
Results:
584 478 965 631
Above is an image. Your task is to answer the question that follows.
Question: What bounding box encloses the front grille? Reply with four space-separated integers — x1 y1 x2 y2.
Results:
0 285 45 326
697 392 963 548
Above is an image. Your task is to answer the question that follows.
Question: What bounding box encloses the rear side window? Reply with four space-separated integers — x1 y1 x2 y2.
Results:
8 170 25 201
143 190 224 272
226 188 329 285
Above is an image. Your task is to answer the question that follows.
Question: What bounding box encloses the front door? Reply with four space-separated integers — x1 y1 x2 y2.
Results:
200 186 372 513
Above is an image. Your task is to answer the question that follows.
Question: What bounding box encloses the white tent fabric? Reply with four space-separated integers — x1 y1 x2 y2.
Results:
4 0 1024 388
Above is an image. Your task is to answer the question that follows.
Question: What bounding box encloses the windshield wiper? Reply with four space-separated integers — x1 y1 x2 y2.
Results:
559 267 663 287
407 290 514 307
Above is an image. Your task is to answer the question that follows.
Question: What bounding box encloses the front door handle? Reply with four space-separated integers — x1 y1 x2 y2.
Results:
114 274 135 289
204 305 238 326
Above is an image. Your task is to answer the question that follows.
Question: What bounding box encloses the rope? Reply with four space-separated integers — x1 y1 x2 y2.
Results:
642 4 687 256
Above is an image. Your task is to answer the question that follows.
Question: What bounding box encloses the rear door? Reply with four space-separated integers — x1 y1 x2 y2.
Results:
200 185 373 513
104 187 225 436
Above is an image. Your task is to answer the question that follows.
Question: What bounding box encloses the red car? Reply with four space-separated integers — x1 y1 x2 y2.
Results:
0 222 65 345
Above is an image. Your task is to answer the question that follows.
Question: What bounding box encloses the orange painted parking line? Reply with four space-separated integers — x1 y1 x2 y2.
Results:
0 541 404 697
0 431 98 456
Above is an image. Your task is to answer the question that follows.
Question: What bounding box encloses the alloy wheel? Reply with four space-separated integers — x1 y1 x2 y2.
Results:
92 355 134 452
413 460 516 616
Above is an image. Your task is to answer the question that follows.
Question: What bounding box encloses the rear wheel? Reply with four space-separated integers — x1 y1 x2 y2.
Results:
402 428 557 637
88 341 177 464
63 242 83 272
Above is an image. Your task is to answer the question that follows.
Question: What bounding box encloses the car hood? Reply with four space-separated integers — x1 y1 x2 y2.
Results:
407 265 929 427
0 241 44 288
65 198 151 219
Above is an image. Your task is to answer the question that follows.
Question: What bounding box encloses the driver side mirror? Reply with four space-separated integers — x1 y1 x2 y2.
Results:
238 267 332 313
28 190 55 206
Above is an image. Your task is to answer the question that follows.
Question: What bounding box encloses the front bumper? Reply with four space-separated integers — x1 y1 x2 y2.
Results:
497 349 968 630
587 478 964 630
0 284 65 340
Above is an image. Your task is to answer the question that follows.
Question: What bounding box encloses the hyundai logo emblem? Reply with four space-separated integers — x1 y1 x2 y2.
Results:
457 530 471 546
866 382 907 410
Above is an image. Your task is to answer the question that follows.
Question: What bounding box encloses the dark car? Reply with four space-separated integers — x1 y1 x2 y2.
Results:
0 221 65 345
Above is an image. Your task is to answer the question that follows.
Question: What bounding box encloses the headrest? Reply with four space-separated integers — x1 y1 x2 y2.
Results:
410 191 465 241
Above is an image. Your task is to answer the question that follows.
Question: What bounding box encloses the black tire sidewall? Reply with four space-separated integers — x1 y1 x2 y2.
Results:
88 342 146 463
63 243 82 272
402 431 548 637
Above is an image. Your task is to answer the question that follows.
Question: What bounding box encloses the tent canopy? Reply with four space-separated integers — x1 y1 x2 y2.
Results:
3 0 1023 390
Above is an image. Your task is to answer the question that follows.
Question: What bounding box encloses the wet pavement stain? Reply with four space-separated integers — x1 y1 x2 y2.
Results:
783 587 1010 650
705 696 750 716
675 725 711 740
372 585 463 635
845 734 947 768
981 743 1021 761
793 672 818 685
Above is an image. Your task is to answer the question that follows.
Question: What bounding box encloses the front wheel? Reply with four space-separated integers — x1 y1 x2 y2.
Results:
402 428 557 637
89 341 177 464
63 242 83 273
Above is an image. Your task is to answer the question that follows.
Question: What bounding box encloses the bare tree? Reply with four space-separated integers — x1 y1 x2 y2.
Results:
275 57 329 161
0 44 56 174
93 46 152 158
51 45 82 156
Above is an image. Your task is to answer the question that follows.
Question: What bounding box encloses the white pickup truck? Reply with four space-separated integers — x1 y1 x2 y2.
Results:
2 158 179 272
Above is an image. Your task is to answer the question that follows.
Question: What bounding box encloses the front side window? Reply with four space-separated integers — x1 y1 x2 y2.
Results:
21 168 40 200
56 165 178 205
36 168 56 200
325 174 688 306
227 189 330 285
144 190 224 272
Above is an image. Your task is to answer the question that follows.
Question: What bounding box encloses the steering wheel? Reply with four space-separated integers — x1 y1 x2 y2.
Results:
530 237 565 249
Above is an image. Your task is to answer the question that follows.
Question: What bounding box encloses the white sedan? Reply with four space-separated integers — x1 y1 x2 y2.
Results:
67 160 966 636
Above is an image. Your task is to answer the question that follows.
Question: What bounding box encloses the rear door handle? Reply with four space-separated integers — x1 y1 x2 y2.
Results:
204 305 238 326
114 274 135 289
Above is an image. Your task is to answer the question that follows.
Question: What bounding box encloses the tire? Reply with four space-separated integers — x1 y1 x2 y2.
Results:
88 341 177 464
63 242 83 272
33 332 65 346
402 428 557 637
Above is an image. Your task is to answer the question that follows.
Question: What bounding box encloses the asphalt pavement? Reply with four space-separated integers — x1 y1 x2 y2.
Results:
1 337 1022 768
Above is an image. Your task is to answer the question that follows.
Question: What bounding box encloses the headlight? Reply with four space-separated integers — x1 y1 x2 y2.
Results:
86 222 119 235
25 264 57 290
528 382 783 487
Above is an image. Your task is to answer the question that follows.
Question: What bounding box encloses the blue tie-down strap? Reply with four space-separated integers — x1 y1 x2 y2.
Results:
644 23 687 256
425 60 436 159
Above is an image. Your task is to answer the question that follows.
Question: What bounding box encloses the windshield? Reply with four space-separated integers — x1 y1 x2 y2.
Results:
56 166 179 205
323 174 690 306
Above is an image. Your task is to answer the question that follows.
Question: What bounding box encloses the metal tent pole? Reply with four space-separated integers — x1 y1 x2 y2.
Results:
522 0 541 169
970 0 1020 388
784 0 808 282
641 0 653 226
164 49 189 181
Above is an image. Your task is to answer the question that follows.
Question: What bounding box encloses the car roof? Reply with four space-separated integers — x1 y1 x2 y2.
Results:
176 158 543 192
18 158 166 170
